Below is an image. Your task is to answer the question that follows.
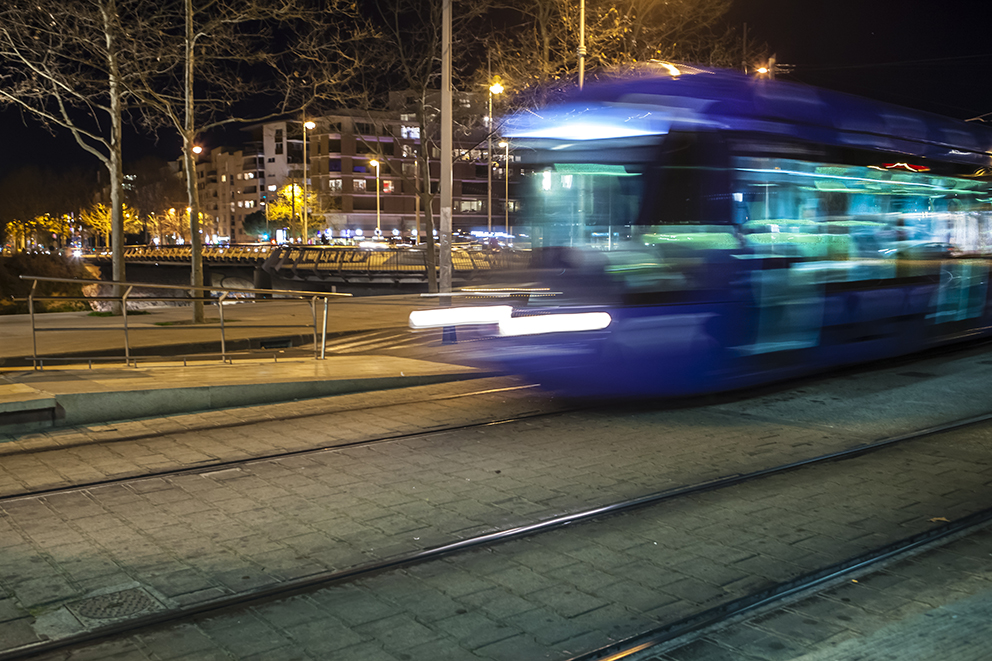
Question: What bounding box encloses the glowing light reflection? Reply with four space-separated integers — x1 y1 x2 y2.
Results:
498 312 612 337
409 306 513 329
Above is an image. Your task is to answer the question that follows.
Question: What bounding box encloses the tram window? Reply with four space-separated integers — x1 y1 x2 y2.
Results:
732 154 992 259
651 132 730 225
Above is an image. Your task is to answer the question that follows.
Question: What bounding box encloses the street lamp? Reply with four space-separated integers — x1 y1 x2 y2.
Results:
498 140 509 235
369 159 381 235
488 79 504 233
302 120 316 243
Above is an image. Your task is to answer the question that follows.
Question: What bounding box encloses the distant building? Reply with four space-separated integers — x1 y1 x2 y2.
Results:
190 94 515 243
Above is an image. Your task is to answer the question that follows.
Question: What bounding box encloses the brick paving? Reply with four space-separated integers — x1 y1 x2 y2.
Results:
0 377 558 497
646 527 992 660
2 346 992 658
13 417 992 660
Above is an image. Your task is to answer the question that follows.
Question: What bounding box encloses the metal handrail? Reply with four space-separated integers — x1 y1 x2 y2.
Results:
18 275 352 369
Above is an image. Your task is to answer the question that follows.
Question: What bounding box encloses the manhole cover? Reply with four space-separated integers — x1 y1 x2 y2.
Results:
73 588 157 620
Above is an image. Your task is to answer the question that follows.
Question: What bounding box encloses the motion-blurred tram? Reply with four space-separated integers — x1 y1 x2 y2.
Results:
416 63 992 397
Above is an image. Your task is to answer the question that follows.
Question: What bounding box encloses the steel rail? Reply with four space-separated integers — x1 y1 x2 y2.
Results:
0 384 551 502
2 408 991 661
0 381 544 461
572 508 992 661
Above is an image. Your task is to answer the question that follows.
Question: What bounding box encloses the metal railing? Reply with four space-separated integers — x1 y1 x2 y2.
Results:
18 275 352 369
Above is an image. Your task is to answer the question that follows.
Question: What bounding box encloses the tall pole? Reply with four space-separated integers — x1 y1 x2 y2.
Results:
440 0 453 293
185 0 203 323
501 141 509 234
578 0 586 90
373 160 381 234
487 81 503 235
302 120 315 243
487 89 493 234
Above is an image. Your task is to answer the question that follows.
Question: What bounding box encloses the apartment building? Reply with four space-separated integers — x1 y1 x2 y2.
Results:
192 96 514 243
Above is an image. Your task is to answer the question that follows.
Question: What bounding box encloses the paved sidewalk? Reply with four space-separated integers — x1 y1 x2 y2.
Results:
0 296 433 365
0 297 491 433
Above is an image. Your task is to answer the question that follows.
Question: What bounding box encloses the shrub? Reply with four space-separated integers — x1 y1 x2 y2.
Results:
0 253 92 314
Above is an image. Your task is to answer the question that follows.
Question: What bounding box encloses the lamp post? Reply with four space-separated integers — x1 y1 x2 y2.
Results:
498 140 509 235
302 120 315 243
578 0 586 90
369 159 381 235
488 80 503 233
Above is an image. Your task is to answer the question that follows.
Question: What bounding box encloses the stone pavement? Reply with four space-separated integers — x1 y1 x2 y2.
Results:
0 296 427 366
1 344 992 658
649 523 992 661
8 391 992 660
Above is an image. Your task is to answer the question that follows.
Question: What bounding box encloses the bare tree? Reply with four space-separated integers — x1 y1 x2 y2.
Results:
0 0 147 299
490 0 748 106
340 0 492 293
126 156 187 241
122 0 369 320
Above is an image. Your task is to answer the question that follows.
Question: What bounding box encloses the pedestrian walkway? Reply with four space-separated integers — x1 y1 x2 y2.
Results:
0 296 493 434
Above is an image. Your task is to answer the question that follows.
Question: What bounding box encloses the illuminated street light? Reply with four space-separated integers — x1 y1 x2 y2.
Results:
369 159 381 234
488 79 504 233
498 140 509 235
302 120 316 243
192 145 202 154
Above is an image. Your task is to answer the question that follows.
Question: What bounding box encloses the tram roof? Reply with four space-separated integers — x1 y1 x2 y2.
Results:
505 63 992 169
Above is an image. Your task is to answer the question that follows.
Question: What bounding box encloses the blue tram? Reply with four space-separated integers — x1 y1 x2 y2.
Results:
418 63 992 397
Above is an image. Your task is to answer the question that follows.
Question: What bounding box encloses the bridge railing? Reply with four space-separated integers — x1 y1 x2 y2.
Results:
17 275 352 369
103 245 529 277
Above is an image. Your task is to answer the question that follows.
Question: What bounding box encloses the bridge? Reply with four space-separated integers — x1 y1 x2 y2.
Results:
88 244 527 292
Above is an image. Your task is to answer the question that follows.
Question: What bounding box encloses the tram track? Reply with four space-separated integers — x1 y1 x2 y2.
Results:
0 381 548 459
5 407 992 660
0 402 567 502
573 506 992 661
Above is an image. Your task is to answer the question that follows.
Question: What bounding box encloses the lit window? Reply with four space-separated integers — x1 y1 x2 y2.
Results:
401 126 420 139
562 175 573 189
268 185 277 192
328 179 343 192
382 180 395 194
221 174 227 182
354 179 366 192
246 172 254 179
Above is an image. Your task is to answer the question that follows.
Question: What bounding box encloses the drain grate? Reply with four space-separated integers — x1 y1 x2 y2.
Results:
72 588 158 620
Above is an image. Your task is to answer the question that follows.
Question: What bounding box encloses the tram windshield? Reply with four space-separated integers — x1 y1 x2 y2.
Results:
519 163 646 250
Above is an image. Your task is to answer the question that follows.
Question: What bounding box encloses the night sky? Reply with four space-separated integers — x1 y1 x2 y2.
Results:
2 0 991 180
729 0 992 118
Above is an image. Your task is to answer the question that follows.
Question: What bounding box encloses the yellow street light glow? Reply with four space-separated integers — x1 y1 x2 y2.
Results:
498 312 612 337
304 121 316 130
489 82 504 95
757 67 769 74
409 305 512 329
192 146 202 154
369 159 379 168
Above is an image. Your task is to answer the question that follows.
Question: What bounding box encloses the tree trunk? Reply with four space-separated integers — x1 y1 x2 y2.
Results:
185 0 204 323
104 0 125 315
417 97 437 293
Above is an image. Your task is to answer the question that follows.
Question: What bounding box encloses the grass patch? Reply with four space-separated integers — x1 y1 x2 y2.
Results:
153 319 238 326
88 310 151 317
